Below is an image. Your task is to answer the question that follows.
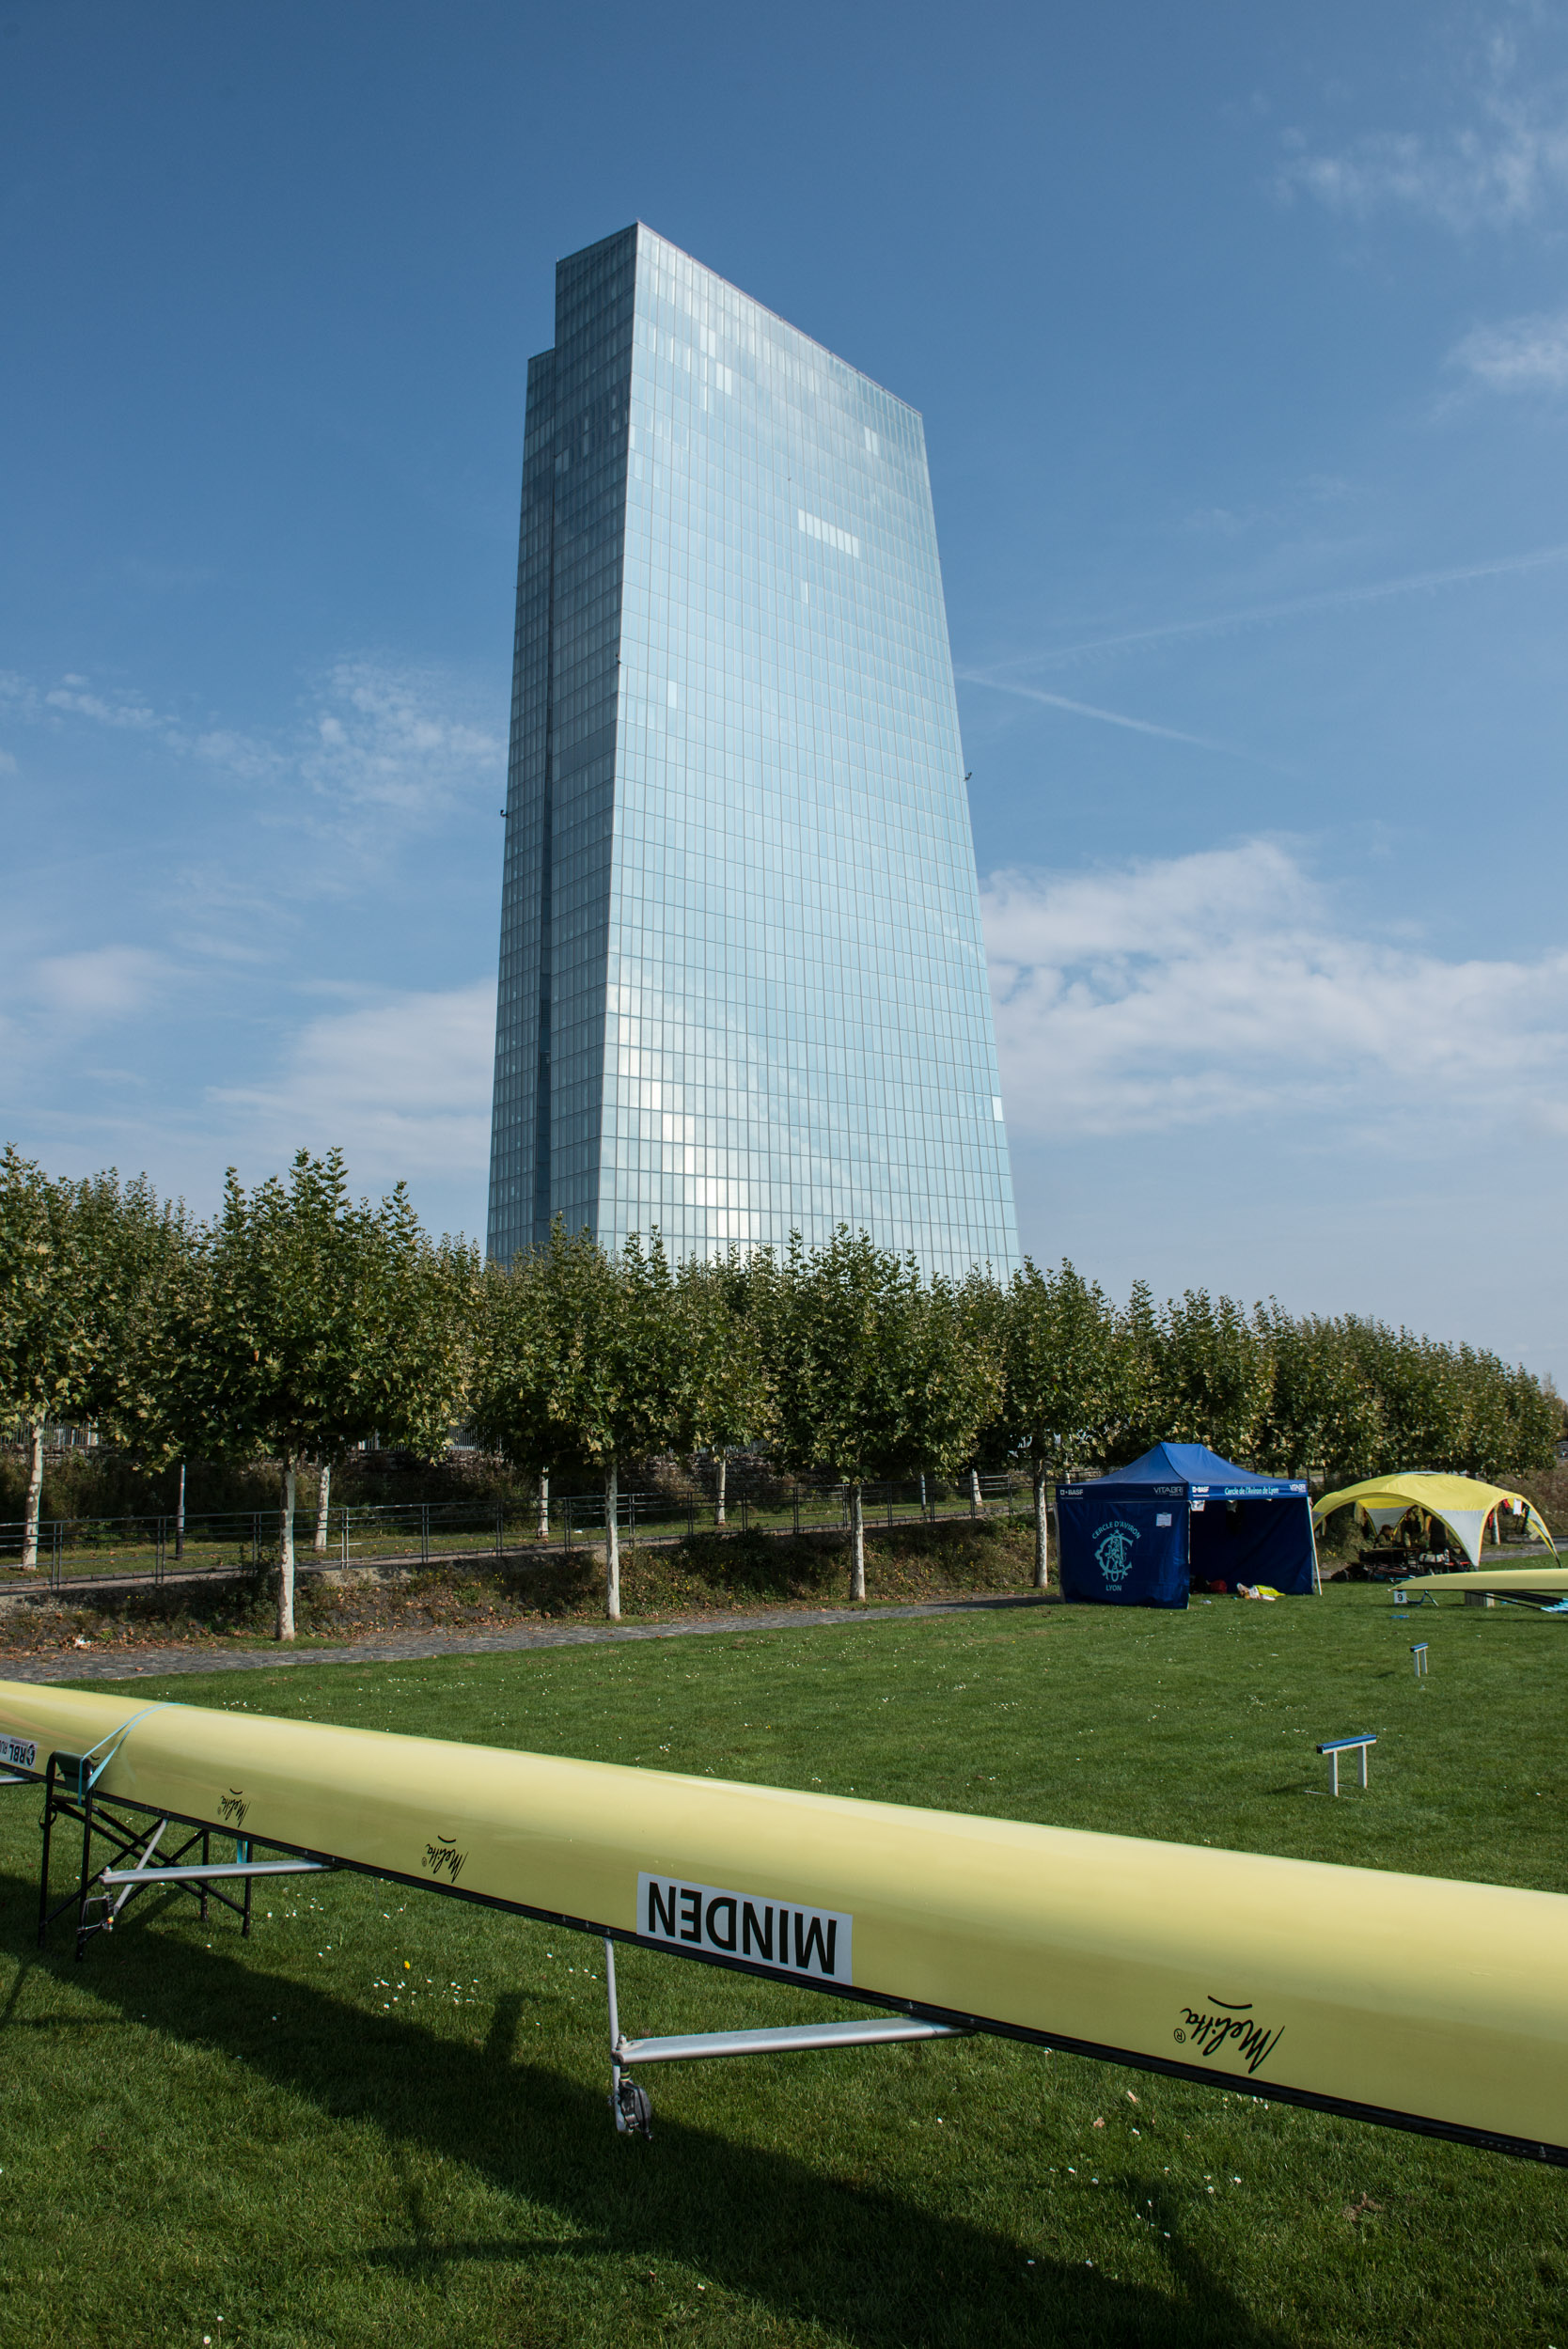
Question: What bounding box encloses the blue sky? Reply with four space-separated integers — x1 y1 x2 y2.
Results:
3 1 1566 1377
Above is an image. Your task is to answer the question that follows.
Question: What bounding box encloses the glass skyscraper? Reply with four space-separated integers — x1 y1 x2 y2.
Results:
487 224 1019 1279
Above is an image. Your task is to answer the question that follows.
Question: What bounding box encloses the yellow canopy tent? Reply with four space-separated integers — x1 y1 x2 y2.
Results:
1311 1472 1556 1569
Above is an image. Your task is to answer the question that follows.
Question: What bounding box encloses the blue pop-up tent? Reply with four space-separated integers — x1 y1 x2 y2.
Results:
1057 1444 1317 1609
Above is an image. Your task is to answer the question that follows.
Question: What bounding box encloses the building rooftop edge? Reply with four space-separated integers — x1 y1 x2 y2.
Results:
548 220 924 425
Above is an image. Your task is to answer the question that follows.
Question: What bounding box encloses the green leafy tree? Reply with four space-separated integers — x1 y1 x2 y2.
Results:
903 1271 1006 1516
0 1148 100 1566
1255 1308 1383 1484
0 1150 192 1566
953 1267 1011 1510
676 1249 773 1525
468 1242 567 1543
1000 1260 1124 1588
1152 1290 1275 1464
1115 1277 1163 1460
480 1224 688 1619
162 1151 473 1639
1497 1362 1562 1480
768 1229 995 1601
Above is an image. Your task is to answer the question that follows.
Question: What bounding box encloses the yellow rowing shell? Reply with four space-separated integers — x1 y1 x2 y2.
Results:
3 1679 1562 2160
1397 1567 1568 1593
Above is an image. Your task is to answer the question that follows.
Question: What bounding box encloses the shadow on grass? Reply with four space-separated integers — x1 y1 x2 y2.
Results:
1 1884 1293 2349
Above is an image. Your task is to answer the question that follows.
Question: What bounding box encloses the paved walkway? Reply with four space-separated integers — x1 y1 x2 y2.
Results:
0 1592 1048 1684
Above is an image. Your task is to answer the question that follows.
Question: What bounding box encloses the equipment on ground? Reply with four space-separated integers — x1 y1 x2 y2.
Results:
1393 1565 1568 1609
1315 1733 1377 1795
1 1678 1563 2163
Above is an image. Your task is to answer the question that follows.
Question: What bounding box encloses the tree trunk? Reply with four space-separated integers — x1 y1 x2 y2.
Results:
20 1421 43 1571
313 1459 332 1554
536 1466 550 1542
604 1460 620 1621
276 1456 298 1641
1033 1461 1049 1590
970 1465 983 1515
715 1449 728 1528
849 1480 866 1601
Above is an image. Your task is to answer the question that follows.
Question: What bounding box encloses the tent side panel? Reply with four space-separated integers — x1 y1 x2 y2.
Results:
1188 1499 1315 1594
1058 1493 1188 1608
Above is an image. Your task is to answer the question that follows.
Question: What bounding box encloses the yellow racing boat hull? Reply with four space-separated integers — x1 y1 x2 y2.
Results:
1398 1567 1568 1594
2 1679 1563 2161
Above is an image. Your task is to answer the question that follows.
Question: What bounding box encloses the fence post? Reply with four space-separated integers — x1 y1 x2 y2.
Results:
496 1501 503 1561
564 1496 571 1557
793 1484 801 1537
421 1500 430 1566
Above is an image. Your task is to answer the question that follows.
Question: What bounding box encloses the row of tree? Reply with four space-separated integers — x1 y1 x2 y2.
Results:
2 1144 1560 1636
0 1148 471 1636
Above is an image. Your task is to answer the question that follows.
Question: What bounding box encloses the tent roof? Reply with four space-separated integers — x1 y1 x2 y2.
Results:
1087 1444 1308 1498
1311 1471 1556 1567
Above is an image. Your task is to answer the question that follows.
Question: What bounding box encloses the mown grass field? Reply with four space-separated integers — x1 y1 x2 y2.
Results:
1 1585 1565 2347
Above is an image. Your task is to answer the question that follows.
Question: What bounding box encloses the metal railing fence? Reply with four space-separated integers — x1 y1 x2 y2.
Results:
0 1473 1024 1592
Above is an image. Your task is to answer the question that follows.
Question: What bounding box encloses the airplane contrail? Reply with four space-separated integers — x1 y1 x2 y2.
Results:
1002 539 1568 668
958 673 1283 767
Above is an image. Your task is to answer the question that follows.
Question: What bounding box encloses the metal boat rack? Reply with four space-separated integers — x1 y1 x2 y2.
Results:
6 1757 968 2134
600 1933 970 2137
19 1749 333 1962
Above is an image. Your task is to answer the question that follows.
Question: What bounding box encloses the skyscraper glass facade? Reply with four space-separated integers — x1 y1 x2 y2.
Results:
488 224 1019 1279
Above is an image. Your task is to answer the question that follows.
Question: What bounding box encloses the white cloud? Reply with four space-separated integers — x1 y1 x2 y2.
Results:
1278 34 1568 232
6 657 504 859
1448 307 1568 390
0 942 173 1035
0 944 180 1125
299 660 504 822
209 980 495 1194
42 683 163 730
984 841 1568 1141
30 947 171 1021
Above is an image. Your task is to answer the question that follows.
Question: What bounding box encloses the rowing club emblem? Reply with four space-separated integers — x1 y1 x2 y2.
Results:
1092 1518 1140 1589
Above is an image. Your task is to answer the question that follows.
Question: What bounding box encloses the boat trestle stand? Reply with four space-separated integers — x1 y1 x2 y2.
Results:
31 1751 334 1960
600 1934 973 2138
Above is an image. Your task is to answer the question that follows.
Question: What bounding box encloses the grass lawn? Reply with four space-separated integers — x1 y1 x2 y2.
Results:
1 1585 1565 2347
